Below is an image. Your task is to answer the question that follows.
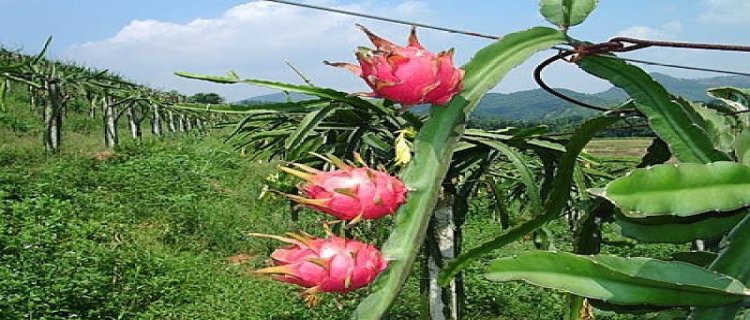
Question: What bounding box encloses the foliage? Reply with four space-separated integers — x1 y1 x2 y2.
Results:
539 0 599 30
5 2 750 319
601 162 750 217
0 130 383 319
0 118 650 319
485 251 747 307
174 9 750 317
188 92 225 104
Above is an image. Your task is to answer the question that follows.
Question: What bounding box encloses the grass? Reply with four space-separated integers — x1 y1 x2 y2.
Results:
0 131 396 319
0 96 686 319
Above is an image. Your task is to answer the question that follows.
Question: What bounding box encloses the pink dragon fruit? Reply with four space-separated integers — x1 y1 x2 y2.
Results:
326 24 464 107
280 156 408 222
251 232 387 304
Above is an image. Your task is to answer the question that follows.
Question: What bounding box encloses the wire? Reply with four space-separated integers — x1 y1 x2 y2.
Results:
596 55 750 77
610 37 750 53
534 51 611 112
262 0 500 40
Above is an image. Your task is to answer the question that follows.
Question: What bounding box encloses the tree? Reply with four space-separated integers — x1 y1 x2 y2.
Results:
1 41 201 151
187 92 224 104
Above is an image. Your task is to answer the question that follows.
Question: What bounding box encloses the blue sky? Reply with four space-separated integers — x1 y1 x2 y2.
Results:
2 0 749 101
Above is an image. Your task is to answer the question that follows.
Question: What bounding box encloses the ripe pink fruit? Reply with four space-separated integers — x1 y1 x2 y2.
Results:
327 24 464 107
281 156 408 222
252 233 387 303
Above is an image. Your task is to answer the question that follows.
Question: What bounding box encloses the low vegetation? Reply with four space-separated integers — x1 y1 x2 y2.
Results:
1 94 685 319
5 2 750 318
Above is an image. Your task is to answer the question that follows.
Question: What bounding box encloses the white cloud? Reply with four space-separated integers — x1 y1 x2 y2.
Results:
700 0 750 25
615 20 684 40
64 1 437 101
662 20 683 33
616 26 667 40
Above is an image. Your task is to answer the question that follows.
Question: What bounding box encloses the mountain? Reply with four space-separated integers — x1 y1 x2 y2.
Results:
593 73 750 102
473 89 608 121
240 73 750 121
235 92 315 104
238 92 315 104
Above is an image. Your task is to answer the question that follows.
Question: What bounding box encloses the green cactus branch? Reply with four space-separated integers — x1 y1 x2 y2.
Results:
351 26 567 320
690 212 750 319
438 115 622 285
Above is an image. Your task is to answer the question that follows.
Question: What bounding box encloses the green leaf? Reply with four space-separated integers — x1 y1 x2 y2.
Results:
485 251 749 307
439 116 621 285
352 27 567 320
472 138 543 215
463 129 513 141
679 98 738 154
616 210 747 243
691 213 750 319
32 36 53 65
707 87 750 113
672 251 719 268
588 299 674 316
285 103 336 150
173 100 327 114
526 138 567 154
543 117 621 227
574 199 611 255
487 178 511 229
289 136 326 160
603 162 750 218
533 227 556 250
0 79 7 111
735 129 750 166
174 71 239 84
539 0 599 29
577 56 731 164
175 71 391 116
361 132 390 154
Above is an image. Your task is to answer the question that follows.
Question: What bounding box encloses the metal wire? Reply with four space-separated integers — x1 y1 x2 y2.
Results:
535 35 750 112
534 51 611 112
610 37 750 53
595 55 750 77
262 0 500 40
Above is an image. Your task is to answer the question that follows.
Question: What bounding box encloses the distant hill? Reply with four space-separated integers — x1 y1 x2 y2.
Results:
238 92 315 104
593 73 750 102
473 89 607 121
240 73 750 121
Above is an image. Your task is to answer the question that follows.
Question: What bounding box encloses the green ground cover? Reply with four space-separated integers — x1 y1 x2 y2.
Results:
0 99 683 319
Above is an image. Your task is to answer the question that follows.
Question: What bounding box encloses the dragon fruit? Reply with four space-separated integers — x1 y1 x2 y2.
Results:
326 24 464 107
251 232 387 304
280 156 408 222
